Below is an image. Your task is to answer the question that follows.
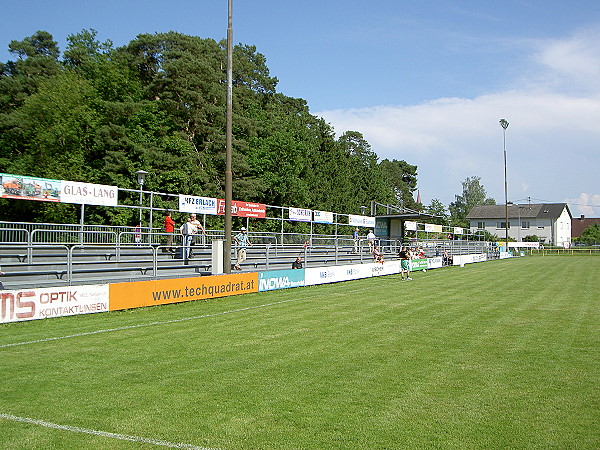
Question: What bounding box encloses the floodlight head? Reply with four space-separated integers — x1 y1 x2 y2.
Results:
499 118 509 130
135 169 148 186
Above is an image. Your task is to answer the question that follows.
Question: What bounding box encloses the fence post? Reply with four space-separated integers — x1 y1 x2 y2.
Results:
265 243 270 270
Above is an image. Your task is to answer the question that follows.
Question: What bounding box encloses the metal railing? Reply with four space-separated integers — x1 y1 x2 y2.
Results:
528 248 600 256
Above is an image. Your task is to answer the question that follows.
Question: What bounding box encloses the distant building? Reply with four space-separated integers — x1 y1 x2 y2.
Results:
571 216 600 239
466 203 572 246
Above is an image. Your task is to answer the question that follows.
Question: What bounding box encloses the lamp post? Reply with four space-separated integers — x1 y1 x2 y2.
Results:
135 169 148 233
499 119 509 251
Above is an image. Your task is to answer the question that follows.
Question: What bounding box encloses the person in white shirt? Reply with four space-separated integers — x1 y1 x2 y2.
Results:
366 230 376 253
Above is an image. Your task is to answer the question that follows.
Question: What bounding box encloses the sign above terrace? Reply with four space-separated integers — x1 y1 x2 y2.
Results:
0 172 118 206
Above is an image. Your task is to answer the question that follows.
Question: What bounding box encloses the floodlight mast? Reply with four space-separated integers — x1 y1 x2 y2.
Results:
499 118 509 252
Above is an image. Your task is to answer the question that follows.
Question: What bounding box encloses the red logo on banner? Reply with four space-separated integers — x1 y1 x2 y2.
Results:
217 199 266 218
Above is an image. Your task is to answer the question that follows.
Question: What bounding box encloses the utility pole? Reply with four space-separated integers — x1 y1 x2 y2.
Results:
224 0 233 273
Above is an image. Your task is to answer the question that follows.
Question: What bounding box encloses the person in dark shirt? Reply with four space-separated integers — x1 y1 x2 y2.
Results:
398 246 412 281
292 256 303 269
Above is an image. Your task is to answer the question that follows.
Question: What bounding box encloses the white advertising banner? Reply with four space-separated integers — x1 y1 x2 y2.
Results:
60 181 118 206
369 261 401 276
454 227 463 235
305 264 372 286
289 207 312 222
405 221 417 231
305 267 341 285
313 210 334 224
348 214 376 227
179 194 218 215
427 256 443 269
508 242 540 248
339 263 374 281
0 284 109 323
453 253 488 265
305 262 400 286
424 223 435 232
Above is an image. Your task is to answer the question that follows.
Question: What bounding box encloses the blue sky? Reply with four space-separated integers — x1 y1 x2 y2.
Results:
2 0 600 217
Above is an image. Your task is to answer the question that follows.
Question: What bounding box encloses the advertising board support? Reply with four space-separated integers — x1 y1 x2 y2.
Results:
79 204 85 246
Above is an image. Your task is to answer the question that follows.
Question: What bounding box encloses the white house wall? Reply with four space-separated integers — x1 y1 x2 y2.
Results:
555 208 572 247
469 206 571 246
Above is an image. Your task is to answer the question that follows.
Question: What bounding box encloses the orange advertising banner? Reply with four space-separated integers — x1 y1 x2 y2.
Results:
109 273 258 311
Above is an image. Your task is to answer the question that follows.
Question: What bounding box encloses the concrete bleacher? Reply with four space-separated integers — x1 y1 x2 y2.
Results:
0 242 388 290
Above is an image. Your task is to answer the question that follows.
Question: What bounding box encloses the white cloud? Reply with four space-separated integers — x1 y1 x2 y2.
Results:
316 28 600 218
532 27 600 94
565 193 600 218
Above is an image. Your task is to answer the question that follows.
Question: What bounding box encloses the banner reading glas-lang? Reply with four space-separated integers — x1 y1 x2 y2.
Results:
60 181 118 206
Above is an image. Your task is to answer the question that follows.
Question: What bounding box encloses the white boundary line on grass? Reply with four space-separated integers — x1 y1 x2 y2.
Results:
0 298 300 349
0 413 214 449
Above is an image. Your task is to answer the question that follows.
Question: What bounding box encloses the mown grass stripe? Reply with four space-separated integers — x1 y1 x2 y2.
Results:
0 413 212 449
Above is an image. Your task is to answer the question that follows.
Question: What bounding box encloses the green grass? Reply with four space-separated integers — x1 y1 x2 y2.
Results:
1 256 599 449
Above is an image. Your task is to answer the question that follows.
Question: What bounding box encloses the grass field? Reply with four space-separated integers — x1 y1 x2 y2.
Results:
1 256 598 449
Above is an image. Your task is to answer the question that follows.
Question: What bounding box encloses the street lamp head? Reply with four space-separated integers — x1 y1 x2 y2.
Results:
135 169 148 186
499 118 509 130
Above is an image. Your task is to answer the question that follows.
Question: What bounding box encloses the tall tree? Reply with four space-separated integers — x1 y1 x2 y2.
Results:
449 176 495 226
0 30 418 227
424 198 448 225
379 159 418 209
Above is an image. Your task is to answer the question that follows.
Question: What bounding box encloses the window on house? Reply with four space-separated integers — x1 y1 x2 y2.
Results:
497 222 510 229
477 222 485 229
521 221 530 229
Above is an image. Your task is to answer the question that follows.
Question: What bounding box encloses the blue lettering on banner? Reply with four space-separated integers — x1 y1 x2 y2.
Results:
320 270 334 279
258 269 305 291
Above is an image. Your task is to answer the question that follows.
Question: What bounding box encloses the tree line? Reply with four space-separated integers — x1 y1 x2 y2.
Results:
0 30 492 230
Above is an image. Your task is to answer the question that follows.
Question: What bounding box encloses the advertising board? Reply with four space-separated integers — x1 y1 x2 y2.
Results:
109 273 258 310
410 258 428 271
0 173 61 202
453 253 488 265
313 210 334 224
179 195 218 215
427 257 443 269
289 207 312 222
305 261 399 286
258 269 305 291
60 181 118 206
404 221 417 231
368 261 401 276
348 214 376 227
0 284 109 323
216 199 266 218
